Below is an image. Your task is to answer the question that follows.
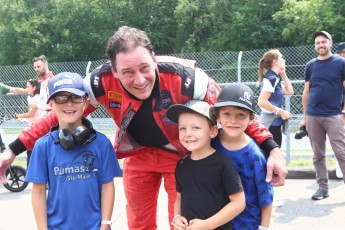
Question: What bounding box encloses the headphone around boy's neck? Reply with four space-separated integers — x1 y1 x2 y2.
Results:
50 118 97 150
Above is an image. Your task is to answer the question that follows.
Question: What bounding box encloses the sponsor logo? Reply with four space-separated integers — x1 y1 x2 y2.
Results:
53 75 77 88
163 114 175 125
161 91 172 109
93 76 99 88
184 76 192 89
239 91 252 106
109 102 121 109
53 151 98 182
108 91 122 101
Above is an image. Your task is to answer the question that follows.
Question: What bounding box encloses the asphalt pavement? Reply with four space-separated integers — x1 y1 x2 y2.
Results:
1 178 344 230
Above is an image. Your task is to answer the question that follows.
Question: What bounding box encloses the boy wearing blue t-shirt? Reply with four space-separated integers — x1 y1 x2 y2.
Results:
211 83 273 230
25 72 122 230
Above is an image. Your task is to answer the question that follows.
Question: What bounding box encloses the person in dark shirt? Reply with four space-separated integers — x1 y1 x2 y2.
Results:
167 100 245 229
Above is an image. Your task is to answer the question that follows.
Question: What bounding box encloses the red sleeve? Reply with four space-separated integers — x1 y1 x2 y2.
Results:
16 104 96 152
18 110 59 151
245 119 273 145
204 78 221 105
245 119 280 157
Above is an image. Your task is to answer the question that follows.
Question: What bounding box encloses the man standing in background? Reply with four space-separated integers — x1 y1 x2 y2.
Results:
299 31 345 200
32 55 53 115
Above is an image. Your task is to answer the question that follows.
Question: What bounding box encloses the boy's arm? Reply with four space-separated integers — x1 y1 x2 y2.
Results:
188 191 245 230
9 86 28 95
245 120 287 186
299 81 310 129
100 181 115 230
15 103 38 119
260 204 273 229
32 183 48 230
172 192 188 229
245 119 276 154
10 110 59 154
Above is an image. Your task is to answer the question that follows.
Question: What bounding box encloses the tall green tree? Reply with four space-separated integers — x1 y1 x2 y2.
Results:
273 0 345 45
174 0 284 52
0 0 129 64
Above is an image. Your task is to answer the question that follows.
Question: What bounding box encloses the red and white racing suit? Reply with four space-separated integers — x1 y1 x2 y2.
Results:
11 57 273 230
37 71 53 115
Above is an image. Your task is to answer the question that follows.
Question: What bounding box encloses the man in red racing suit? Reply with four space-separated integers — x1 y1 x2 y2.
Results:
0 26 286 230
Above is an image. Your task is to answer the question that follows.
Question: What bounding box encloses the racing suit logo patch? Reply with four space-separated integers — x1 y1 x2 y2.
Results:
160 90 172 109
108 91 122 101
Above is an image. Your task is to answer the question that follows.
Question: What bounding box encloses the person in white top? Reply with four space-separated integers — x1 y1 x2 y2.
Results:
15 79 42 167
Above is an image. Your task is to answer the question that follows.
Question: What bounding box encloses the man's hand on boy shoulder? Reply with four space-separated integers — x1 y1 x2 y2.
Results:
0 148 17 184
266 147 288 186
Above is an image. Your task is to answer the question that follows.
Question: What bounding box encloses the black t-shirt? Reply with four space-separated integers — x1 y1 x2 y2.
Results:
175 150 243 230
126 78 169 147
127 95 169 147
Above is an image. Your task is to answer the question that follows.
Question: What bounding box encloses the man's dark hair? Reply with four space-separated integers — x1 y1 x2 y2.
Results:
32 55 48 65
28 79 41 95
105 26 154 70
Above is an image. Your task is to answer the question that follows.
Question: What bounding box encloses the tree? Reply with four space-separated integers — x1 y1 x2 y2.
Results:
174 0 285 52
273 0 345 45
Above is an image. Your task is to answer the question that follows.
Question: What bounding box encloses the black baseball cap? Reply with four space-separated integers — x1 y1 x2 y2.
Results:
214 83 256 114
313 31 332 40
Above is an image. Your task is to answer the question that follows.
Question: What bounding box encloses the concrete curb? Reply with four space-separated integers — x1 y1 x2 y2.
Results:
287 168 342 180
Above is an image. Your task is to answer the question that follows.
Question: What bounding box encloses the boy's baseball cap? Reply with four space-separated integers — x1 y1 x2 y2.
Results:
336 42 345 53
214 83 256 113
313 31 332 40
166 100 216 125
47 72 86 103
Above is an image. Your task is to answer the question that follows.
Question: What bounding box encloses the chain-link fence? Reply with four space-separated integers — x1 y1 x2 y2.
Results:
0 44 340 163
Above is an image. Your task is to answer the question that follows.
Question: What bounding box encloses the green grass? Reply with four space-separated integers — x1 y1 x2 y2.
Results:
287 157 336 168
13 159 27 168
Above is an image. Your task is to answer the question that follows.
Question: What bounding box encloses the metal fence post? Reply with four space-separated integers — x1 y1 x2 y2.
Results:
237 51 243 82
285 95 291 163
86 61 92 76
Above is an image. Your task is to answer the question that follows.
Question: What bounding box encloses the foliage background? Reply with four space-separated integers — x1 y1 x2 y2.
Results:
0 0 344 65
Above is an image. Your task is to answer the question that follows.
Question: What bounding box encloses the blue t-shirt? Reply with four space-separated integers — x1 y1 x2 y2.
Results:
212 132 273 230
259 70 284 126
26 130 122 230
304 55 345 116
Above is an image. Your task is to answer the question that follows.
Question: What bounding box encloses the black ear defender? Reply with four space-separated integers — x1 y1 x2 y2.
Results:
50 118 97 150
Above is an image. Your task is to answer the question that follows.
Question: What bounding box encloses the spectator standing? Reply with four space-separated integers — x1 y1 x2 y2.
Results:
15 79 41 167
336 42 345 58
257 49 294 147
212 83 273 230
32 55 54 115
299 31 345 200
0 26 287 230
25 72 121 229
336 42 345 109
167 100 245 229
